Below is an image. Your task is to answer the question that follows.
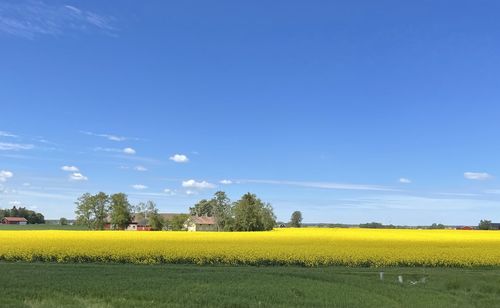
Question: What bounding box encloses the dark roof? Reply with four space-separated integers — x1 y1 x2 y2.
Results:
2 217 28 222
189 216 216 225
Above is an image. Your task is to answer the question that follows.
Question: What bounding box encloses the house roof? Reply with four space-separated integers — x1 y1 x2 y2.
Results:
3 217 28 222
189 216 216 225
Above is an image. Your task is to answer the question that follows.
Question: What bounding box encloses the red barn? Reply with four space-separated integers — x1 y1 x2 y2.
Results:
1 217 28 225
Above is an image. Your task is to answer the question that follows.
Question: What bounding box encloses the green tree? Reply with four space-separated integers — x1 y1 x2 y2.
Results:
75 193 94 229
74 192 110 230
110 193 132 230
212 191 232 231
59 217 68 225
233 193 276 231
146 201 164 231
167 214 189 231
429 223 445 229
93 192 110 230
478 219 492 230
289 211 303 228
189 199 214 216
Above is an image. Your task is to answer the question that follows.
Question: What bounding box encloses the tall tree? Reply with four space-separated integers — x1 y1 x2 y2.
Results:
289 211 303 228
75 193 95 229
93 192 110 230
212 191 232 231
74 192 110 230
233 193 276 231
189 199 214 217
110 193 132 230
146 201 164 231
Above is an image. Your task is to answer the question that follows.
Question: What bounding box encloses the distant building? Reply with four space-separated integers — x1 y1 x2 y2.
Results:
1 217 28 225
184 216 217 232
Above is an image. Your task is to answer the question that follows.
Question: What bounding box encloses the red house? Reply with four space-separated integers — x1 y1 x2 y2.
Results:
1 217 28 225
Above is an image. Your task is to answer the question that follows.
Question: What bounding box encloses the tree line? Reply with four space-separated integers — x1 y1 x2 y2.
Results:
73 191 304 232
189 191 277 231
74 192 164 230
0 206 45 224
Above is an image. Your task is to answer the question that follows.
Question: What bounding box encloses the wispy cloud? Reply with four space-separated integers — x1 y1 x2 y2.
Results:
220 179 232 185
134 165 147 172
94 147 137 155
240 179 397 192
0 1 117 39
464 172 493 181
0 142 34 150
399 178 411 184
0 131 17 137
81 131 137 142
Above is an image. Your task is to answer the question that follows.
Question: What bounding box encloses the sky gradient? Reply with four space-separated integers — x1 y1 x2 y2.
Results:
1 0 500 225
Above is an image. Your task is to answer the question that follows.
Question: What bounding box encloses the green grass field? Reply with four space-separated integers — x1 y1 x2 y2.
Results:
1 263 499 307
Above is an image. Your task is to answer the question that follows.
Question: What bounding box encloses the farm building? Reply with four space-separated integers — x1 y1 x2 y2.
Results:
184 216 217 232
1 217 28 225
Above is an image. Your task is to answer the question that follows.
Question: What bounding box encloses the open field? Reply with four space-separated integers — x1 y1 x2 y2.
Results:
0 263 499 307
1 228 500 267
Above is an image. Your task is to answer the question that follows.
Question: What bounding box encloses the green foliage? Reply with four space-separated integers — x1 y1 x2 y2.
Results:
59 218 68 226
74 192 110 230
166 214 189 231
478 219 492 230
359 222 396 229
189 199 214 217
289 211 303 228
0 206 45 224
233 193 276 231
135 201 164 230
212 191 232 231
109 193 132 230
429 223 445 229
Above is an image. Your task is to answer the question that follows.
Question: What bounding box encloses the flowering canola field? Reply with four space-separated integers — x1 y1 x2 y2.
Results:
1 228 499 267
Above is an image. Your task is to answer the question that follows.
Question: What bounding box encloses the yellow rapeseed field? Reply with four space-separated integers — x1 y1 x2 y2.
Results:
1 228 499 267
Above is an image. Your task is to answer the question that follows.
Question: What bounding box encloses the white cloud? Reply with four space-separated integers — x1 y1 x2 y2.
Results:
61 165 79 172
0 170 14 182
0 142 34 150
134 165 147 172
182 179 216 190
69 172 88 181
123 147 136 155
0 131 17 137
220 179 233 185
185 190 198 195
132 184 148 190
169 154 189 163
399 178 411 184
163 188 176 196
464 172 493 181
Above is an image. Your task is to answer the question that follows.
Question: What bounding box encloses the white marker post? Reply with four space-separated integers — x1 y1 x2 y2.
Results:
398 275 403 284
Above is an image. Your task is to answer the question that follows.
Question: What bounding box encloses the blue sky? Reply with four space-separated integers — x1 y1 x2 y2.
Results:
1 0 500 224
